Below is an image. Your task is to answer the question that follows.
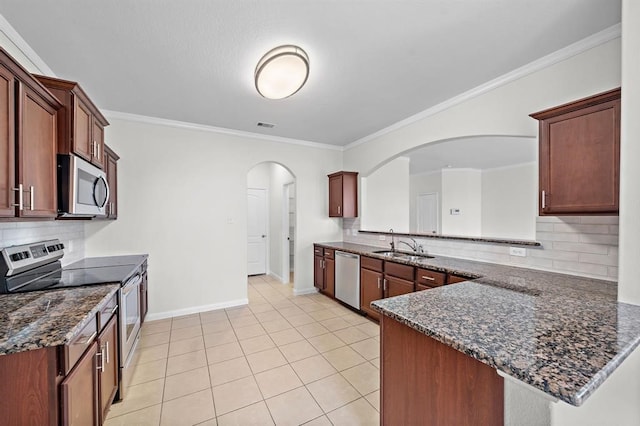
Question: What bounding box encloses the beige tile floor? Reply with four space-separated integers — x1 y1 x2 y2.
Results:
105 275 380 426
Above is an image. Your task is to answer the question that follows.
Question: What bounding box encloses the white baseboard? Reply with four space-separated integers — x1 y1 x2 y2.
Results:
145 298 248 321
268 270 284 283
293 286 318 296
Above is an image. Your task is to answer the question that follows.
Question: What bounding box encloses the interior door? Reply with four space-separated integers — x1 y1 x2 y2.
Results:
247 188 267 275
417 193 439 234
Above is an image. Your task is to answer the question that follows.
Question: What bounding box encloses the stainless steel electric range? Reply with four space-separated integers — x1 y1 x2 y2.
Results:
0 239 145 400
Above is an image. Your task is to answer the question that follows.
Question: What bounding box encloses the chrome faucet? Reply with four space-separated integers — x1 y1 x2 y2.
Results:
389 228 396 251
398 237 420 253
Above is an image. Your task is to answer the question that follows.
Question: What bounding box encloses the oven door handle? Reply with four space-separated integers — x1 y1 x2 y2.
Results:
122 273 142 294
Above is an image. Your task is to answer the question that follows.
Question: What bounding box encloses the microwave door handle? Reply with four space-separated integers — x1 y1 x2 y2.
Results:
103 177 110 209
94 176 110 209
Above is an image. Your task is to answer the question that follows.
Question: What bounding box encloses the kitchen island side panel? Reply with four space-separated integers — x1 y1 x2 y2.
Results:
381 315 504 426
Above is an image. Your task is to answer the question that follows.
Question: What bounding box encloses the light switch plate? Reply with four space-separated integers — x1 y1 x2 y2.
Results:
509 247 527 257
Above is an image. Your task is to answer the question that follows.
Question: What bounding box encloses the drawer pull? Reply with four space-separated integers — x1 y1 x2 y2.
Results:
421 276 436 281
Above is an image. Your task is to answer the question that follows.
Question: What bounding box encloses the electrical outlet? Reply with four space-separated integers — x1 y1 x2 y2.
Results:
509 247 527 257
379 235 386 241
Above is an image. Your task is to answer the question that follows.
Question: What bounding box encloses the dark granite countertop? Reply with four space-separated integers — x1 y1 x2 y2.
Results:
0 284 119 355
316 241 640 406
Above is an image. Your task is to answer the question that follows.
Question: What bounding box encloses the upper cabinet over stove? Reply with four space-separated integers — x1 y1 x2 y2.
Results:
34 75 110 170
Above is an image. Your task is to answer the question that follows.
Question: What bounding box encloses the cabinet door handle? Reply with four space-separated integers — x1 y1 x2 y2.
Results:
337 205 341 215
541 190 546 209
96 349 104 372
105 341 110 364
421 276 435 281
383 279 387 291
110 305 118 315
29 186 34 211
12 184 23 210
377 277 381 289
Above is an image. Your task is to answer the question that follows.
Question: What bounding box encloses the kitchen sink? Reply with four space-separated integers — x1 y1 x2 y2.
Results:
373 250 434 260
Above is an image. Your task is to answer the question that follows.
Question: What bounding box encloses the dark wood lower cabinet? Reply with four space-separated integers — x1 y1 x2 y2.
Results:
0 294 121 425
324 258 335 297
98 315 119 423
384 275 414 298
61 341 99 426
314 254 324 290
361 268 383 320
0 347 58 425
381 316 504 425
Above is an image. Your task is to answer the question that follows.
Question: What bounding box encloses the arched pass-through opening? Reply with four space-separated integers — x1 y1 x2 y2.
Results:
359 134 537 240
246 161 297 294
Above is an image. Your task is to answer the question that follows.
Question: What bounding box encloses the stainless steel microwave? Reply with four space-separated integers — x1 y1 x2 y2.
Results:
57 154 109 217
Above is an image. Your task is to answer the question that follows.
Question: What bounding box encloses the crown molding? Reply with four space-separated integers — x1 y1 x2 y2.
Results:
103 110 344 151
0 13 56 75
345 23 622 151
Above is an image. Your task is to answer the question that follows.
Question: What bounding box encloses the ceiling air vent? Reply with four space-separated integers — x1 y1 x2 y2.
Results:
257 122 275 128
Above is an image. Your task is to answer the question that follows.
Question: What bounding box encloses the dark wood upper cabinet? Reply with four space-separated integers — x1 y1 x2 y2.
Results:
328 171 358 217
0 64 15 217
17 83 59 218
104 145 119 219
0 48 61 219
34 75 109 170
531 88 620 215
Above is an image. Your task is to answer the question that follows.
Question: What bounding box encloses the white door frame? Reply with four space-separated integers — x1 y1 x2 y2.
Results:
247 188 268 275
281 183 294 284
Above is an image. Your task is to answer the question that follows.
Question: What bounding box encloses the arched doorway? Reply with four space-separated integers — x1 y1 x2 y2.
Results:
246 162 296 286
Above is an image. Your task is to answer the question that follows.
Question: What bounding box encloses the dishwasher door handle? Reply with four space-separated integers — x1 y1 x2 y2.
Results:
335 252 359 259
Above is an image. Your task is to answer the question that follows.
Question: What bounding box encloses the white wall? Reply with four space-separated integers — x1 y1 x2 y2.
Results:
84 118 342 318
619 0 640 305
481 163 537 239
441 168 482 236
360 157 410 232
409 171 441 232
344 38 621 174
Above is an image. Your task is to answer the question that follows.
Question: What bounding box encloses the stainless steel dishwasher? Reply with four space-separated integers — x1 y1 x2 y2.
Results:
335 251 360 310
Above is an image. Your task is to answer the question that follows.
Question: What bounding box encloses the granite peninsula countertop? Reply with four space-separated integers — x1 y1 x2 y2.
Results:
0 284 119 355
316 241 640 406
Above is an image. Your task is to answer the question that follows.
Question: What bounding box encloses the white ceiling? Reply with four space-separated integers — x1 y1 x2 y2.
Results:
0 1 621 146
407 136 537 175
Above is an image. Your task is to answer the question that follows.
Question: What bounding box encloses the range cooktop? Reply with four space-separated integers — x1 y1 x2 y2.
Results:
0 240 138 294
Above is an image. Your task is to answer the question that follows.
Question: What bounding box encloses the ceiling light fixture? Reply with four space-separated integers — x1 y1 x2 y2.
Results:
255 45 309 99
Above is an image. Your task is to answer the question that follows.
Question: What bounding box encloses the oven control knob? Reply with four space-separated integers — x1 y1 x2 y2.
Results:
10 253 20 261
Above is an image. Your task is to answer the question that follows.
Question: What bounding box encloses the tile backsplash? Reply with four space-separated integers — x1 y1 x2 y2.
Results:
343 216 619 281
0 221 86 266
